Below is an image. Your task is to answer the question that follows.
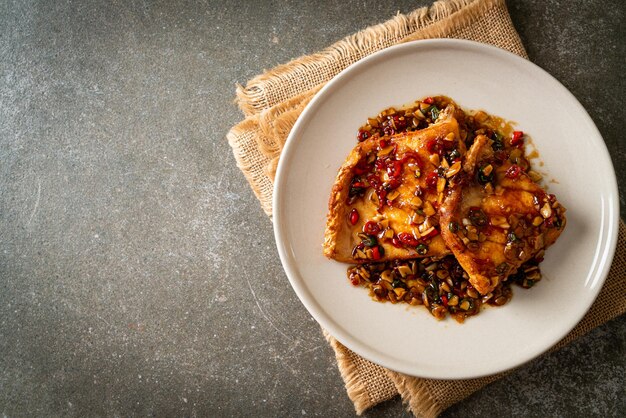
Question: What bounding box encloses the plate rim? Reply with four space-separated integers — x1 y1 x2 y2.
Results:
273 38 619 379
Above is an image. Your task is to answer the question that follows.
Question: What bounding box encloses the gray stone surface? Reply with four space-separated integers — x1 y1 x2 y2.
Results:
0 0 623 416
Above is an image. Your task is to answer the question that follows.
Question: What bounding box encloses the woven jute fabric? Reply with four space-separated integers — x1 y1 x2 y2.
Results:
226 0 626 416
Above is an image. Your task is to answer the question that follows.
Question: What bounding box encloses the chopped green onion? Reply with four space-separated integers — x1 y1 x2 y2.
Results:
358 233 378 247
492 132 504 151
477 164 493 184
429 106 440 121
392 279 406 289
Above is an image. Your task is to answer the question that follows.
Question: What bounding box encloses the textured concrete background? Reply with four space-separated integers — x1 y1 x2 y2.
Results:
0 0 624 416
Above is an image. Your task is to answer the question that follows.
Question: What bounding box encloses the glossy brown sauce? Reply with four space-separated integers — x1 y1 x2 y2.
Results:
345 96 561 322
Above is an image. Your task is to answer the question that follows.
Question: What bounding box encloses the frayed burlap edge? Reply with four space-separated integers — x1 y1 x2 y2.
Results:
227 87 320 215
323 330 397 414
235 0 479 116
389 374 441 418
400 0 528 59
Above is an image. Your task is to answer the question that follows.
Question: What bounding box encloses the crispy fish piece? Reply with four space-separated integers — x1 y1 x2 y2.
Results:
323 106 465 263
439 135 566 295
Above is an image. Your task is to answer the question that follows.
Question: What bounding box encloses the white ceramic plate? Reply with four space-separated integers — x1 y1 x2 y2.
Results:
273 39 619 379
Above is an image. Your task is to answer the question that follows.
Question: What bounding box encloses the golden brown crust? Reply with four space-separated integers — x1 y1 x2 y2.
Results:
440 139 567 295
323 140 375 261
323 106 461 264
463 134 492 174
439 187 493 294
325 96 567 318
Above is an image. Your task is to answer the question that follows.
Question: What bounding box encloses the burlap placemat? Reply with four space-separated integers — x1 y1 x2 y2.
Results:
226 0 626 416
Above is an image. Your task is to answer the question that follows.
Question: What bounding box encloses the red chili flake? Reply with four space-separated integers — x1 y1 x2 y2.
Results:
383 126 395 136
426 137 453 156
350 275 360 286
397 232 420 247
387 179 401 190
426 138 438 154
373 160 385 173
379 139 389 148
377 189 387 209
363 221 380 235
387 160 402 178
366 174 380 189
357 129 370 142
349 209 359 225
423 97 434 104
353 165 369 175
391 115 407 132
423 228 439 239
505 164 523 179
511 131 524 147
391 236 403 248
441 294 448 306
426 170 439 189
351 181 366 188
352 159 372 176
371 246 382 260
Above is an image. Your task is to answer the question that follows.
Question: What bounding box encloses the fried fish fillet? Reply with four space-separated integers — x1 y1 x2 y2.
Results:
323 106 465 263
439 135 566 295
